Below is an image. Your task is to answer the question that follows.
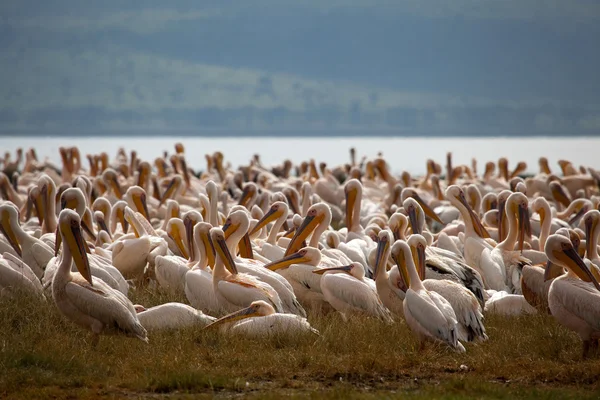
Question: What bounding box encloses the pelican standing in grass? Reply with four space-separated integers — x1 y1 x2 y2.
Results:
545 234 600 358
394 239 466 352
52 209 148 346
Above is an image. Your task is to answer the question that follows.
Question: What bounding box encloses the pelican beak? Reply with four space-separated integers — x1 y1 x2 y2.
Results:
134 191 150 222
204 305 260 330
97 215 112 239
159 177 178 206
416 245 426 281
585 217 595 260
551 184 571 208
373 236 389 277
410 193 443 224
238 233 254 259
559 247 600 290
407 206 421 236
201 231 216 268
110 175 123 199
497 198 506 241
345 187 357 230
136 165 148 188
222 220 240 241
62 219 93 285
81 211 97 242
170 224 189 259
264 251 308 271
184 217 196 261
0 210 22 257
238 186 254 208
284 191 300 216
543 260 564 282
124 211 140 238
459 191 490 239
518 203 528 253
391 249 410 290
312 264 352 275
284 213 322 256
116 207 129 234
213 233 237 274
34 187 45 228
568 207 587 227
249 207 280 237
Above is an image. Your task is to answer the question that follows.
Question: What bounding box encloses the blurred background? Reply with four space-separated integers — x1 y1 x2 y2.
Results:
2 0 600 137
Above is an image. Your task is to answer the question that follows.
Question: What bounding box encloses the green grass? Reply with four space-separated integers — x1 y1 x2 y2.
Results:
1 289 599 399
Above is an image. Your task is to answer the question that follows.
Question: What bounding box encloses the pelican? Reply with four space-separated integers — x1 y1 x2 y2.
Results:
204 300 319 338
372 230 405 318
583 210 600 279
408 235 487 342
0 251 45 300
0 203 53 278
52 209 148 346
247 201 289 261
211 227 283 314
480 192 530 292
134 302 215 332
394 239 466 352
313 262 393 322
545 234 600 359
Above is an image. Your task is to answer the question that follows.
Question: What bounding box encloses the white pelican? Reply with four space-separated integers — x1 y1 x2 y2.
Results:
0 203 53 279
247 201 289 261
372 230 405 318
480 192 530 292
185 222 221 315
222 210 306 317
313 262 393 322
204 300 319 338
545 234 600 358
408 235 487 342
211 227 283 314
52 209 148 346
583 210 600 280
0 251 45 300
445 185 493 279
394 240 465 352
134 302 215 332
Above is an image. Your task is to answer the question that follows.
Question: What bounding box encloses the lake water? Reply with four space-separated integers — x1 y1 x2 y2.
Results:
0 136 597 176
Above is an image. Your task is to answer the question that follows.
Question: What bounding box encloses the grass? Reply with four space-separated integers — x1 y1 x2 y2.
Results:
1 289 599 399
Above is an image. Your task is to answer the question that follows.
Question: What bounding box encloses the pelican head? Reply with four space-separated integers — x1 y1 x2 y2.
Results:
373 229 392 278
390 240 411 292
544 234 600 290
505 191 529 252
403 197 424 236
407 234 427 280
549 181 571 209
445 185 490 238
401 188 443 224
183 210 203 259
210 227 237 274
238 182 258 209
194 222 215 268
159 175 183 206
388 212 408 241
222 210 250 241
204 300 275 330
0 203 22 256
102 168 122 198
125 186 150 221
58 209 93 285
136 161 152 188
167 218 189 259
249 201 288 236
284 203 331 256
344 179 362 229
264 247 321 271
482 192 498 213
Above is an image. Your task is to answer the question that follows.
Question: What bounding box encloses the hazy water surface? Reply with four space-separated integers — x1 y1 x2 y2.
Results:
0 136 597 175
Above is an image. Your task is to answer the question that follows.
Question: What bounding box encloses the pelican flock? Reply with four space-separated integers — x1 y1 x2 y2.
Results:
1 144 600 359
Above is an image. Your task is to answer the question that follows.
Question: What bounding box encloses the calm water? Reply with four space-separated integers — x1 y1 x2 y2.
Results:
0 136 597 175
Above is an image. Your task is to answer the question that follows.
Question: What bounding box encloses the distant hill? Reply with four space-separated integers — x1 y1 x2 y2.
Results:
1 1 600 136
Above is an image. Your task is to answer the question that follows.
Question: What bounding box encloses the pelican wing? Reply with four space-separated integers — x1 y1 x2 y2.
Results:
64 275 147 339
553 279 600 330
217 276 282 312
324 274 391 320
404 289 457 345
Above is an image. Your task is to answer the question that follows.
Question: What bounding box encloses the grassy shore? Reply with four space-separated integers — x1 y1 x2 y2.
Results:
1 289 599 399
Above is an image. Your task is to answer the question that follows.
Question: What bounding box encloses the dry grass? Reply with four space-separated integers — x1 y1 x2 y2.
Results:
1 289 599 399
